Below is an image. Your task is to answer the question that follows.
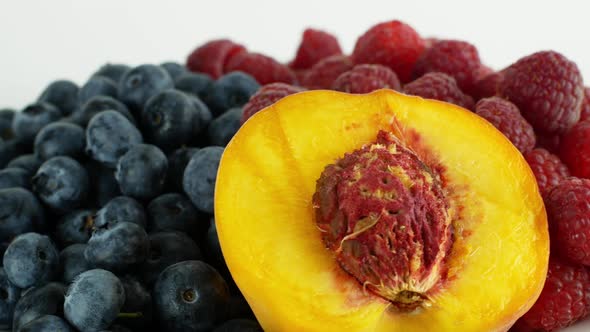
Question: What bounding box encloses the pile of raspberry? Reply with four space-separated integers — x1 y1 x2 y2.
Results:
187 20 590 331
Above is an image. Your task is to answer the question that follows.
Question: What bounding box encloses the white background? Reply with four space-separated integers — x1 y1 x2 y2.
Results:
1 1 589 330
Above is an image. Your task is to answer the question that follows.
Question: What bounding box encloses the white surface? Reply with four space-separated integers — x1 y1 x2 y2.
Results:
1 1 589 330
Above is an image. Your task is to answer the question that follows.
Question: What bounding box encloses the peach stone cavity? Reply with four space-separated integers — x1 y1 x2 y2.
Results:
313 131 453 311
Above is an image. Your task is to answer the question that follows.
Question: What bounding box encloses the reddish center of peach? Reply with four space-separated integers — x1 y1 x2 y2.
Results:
313 131 452 310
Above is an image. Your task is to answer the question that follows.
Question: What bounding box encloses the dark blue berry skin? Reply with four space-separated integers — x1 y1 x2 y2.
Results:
118 64 174 112
204 71 260 116
175 72 213 100
115 144 167 200
59 244 93 284
19 314 74 332
147 193 202 236
85 111 143 167
0 109 15 140
64 269 125 331
78 76 118 105
0 167 30 190
0 138 29 169
183 147 223 213
228 295 256 320
101 324 132 332
95 196 146 229
141 90 199 151
3 232 59 289
204 219 225 270
32 156 89 212
56 210 95 246
6 154 42 175
85 222 149 271
160 62 187 81
93 64 131 83
154 260 230 332
207 107 243 146
141 231 202 286
116 276 152 330
213 319 263 332
34 122 85 161
12 103 62 144
37 80 79 115
74 95 135 128
0 188 46 242
166 147 199 192
0 267 21 329
12 282 66 331
189 96 213 133
85 161 121 208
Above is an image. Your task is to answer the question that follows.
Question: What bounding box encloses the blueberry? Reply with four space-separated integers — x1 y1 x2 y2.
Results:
78 76 118 105
141 90 200 151
85 161 122 207
204 219 226 270
59 244 93 284
34 122 85 161
154 260 230 331
204 72 260 116
175 72 213 99
115 144 167 200
141 231 202 286
227 295 256 320
118 64 173 112
95 196 146 229
0 138 29 169
85 111 143 167
213 319 263 332
6 154 42 175
160 62 187 81
85 222 149 271
3 232 59 289
0 109 15 140
166 147 199 192
18 314 74 332
12 282 66 331
189 96 213 133
0 167 30 190
92 63 131 83
37 80 79 115
32 156 89 212
102 324 132 332
75 95 135 127
56 209 96 246
207 107 243 146
183 146 223 213
12 103 62 144
147 193 203 236
64 269 125 331
0 267 21 329
116 276 152 330
0 188 46 242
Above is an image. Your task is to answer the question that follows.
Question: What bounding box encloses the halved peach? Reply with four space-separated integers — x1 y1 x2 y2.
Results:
215 90 548 332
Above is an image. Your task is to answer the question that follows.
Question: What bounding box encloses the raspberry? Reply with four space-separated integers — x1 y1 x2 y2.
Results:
500 51 583 134
224 52 297 85
302 55 353 89
560 121 590 179
289 29 342 70
536 133 562 155
413 40 482 95
403 72 474 110
474 97 536 154
581 87 590 121
472 70 504 101
331 64 401 94
524 148 570 195
545 177 590 266
186 39 246 79
352 20 425 83
241 83 305 124
511 257 590 332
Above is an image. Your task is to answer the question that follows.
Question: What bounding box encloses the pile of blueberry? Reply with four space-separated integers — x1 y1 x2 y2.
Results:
0 62 263 331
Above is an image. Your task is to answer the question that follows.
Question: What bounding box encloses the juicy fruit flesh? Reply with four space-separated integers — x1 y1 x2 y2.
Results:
313 131 452 309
